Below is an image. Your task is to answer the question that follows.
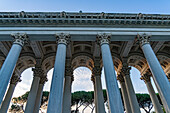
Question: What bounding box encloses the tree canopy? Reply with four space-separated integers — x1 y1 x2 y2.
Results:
10 89 162 113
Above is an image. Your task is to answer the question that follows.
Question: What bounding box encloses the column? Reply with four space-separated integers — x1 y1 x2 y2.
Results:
47 33 70 113
140 73 163 113
25 67 43 113
0 33 28 104
117 74 132 113
122 63 141 113
96 33 124 113
92 64 105 113
0 75 21 113
137 34 170 112
62 65 73 113
33 76 48 113
91 76 98 113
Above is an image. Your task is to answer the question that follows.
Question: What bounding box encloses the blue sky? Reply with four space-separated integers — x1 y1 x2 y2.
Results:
0 0 170 14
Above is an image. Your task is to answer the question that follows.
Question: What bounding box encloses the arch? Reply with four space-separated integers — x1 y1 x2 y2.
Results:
157 52 170 73
0 55 5 68
16 54 36 75
42 53 56 75
128 52 146 72
72 55 94 71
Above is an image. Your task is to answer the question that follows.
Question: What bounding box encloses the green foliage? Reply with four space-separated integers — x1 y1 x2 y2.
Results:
11 89 163 113
136 93 153 113
10 104 20 111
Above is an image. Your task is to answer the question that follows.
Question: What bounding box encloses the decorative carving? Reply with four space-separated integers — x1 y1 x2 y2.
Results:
10 75 21 85
65 65 73 76
32 67 44 78
140 73 151 83
1 12 170 26
60 11 66 18
92 66 101 77
117 74 124 83
19 11 26 18
121 66 131 76
11 33 29 47
56 33 70 45
39 76 48 85
136 33 151 47
96 33 111 45
91 76 95 84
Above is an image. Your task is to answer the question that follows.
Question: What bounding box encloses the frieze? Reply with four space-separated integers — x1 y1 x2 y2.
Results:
0 12 170 26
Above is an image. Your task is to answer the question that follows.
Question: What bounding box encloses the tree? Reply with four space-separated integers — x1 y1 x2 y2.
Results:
136 94 153 113
10 90 158 113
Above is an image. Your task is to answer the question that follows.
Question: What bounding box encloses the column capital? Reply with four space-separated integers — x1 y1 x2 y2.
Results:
117 74 124 83
136 33 151 46
92 66 102 77
11 33 29 47
140 73 151 83
121 66 131 77
32 67 44 78
91 76 95 84
10 75 21 85
56 33 70 45
39 76 48 85
65 66 73 76
96 33 111 45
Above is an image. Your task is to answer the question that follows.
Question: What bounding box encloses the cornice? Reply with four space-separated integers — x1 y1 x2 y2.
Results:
0 12 170 26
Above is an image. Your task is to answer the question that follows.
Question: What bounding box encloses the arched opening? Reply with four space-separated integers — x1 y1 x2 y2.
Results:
10 67 34 112
129 67 158 112
72 67 93 92
72 66 94 113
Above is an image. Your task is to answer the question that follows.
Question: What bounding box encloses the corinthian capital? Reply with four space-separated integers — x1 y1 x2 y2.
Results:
92 66 101 77
65 65 73 76
39 76 48 85
117 74 124 83
140 73 151 83
122 66 131 76
91 76 95 84
11 33 29 47
136 33 151 46
96 33 111 45
56 33 70 45
10 75 21 85
32 67 44 78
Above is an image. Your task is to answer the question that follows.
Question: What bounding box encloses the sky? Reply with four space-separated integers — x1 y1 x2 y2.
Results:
1 0 168 112
0 0 170 14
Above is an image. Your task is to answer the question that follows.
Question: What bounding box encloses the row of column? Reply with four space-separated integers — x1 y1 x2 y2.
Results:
117 67 164 113
0 68 48 113
0 33 169 113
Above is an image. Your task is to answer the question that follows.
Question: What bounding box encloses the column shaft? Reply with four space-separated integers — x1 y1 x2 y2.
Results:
62 76 72 113
101 43 124 113
25 76 40 113
145 81 163 113
119 82 132 113
33 84 44 113
124 75 141 113
0 44 22 104
141 43 170 112
92 77 98 113
0 84 15 113
94 76 105 113
47 44 67 113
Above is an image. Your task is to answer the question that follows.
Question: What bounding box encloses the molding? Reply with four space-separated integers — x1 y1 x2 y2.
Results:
0 12 170 26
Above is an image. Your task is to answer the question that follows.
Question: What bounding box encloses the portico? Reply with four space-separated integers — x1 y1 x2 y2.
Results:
0 12 170 113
